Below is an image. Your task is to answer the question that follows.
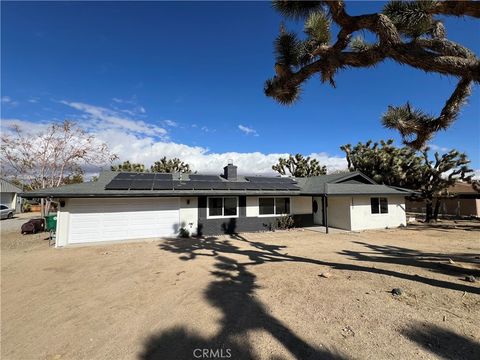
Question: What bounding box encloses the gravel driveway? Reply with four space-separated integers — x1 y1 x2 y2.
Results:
0 212 41 234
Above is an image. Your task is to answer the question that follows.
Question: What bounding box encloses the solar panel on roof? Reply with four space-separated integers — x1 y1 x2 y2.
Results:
114 173 137 180
134 173 155 180
152 180 173 190
189 181 215 190
105 179 131 190
173 182 194 190
227 183 249 190
259 183 280 190
244 183 263 190
154 173 173 180
210 182 229 190
189 175 220 181
129 180 153 190
246 176 295 183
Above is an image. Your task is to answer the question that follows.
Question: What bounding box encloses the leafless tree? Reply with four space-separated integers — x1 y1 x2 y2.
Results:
1 120 117 214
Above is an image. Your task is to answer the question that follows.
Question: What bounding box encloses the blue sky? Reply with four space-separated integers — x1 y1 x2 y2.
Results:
1 1 479 174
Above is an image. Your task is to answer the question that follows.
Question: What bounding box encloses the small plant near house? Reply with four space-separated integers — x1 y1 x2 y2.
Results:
178 227 190 238
276 215 295 230
22 202 31 213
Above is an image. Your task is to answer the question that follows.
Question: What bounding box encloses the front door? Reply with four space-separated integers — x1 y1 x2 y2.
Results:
313 197 323 225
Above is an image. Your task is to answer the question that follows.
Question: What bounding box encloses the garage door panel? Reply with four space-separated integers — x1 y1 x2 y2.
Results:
68 198 180 244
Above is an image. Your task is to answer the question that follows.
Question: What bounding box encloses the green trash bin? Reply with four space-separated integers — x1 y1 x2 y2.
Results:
44 214 57 232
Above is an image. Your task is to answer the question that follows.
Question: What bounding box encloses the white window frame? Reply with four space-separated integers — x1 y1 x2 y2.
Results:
370 197 389 215
257 196 292 217
207 196 239 219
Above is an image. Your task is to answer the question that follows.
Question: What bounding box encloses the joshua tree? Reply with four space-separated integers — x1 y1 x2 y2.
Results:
265 1 479 149
111 160 146 172
419 149 473 221
150 157 191 173
272 153 327 177
341 140 424 188
472 180 480 193
341 140 473 221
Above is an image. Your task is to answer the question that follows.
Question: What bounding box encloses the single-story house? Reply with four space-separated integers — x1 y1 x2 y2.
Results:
406 182 480 218
21 163 412 247
1 178 22 212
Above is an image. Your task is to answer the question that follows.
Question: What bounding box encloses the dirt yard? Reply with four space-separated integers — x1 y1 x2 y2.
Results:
1 219 479 360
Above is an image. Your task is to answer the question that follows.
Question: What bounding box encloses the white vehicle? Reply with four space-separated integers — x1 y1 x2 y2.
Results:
0 204 15 219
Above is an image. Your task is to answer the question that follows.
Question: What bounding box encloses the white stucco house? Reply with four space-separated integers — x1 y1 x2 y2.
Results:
22 163 412 247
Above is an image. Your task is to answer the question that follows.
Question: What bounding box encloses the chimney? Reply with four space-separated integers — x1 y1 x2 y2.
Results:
223 160 237 181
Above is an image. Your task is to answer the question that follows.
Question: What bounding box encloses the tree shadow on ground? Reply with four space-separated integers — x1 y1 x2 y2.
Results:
140 253 346 360
140 232 479 359
342 242 480 277
159 234 480 294
400 322 480 360
406 220 480 232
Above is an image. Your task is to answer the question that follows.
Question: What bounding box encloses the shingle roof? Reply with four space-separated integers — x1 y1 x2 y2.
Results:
445 182 478 195
0 179 23 194
20 170 414 198
326 183 412 196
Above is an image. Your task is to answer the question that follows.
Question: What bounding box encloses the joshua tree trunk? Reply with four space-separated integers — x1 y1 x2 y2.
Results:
425 198 434 223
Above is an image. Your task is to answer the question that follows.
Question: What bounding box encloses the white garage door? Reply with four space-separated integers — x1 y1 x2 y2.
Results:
68 198 180 244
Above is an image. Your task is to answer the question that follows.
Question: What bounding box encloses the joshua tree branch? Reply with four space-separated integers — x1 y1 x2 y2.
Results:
266 0 479 148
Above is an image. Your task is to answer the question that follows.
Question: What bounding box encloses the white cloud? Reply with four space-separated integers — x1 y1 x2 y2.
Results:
200 126 215 133
163 120 178 127
238 124 258 136
60 100 167 138
429 144 449 153
1 118 347 175
1 96 18 106
1 118 49 133
102 131 346 175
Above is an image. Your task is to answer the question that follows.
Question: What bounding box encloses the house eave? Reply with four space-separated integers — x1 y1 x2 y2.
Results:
20 190 304 199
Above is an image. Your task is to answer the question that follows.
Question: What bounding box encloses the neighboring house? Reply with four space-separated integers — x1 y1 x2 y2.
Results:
406 182 480 218
22 163 412 247
0 178 22 212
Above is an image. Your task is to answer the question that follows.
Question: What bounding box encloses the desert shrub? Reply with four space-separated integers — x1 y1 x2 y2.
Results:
22 203 31 213
276 215 295 230
179 227 190 238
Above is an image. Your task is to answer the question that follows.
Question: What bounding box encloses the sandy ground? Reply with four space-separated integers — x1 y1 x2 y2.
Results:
1 218 479 360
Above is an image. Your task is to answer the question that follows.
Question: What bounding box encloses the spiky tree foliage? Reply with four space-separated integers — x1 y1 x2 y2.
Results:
341 140 424 188
111 160 146 172
62 171 85 185
150 157 191 173
472 180 480 193
272 154 327 177
266 1 479 149
420 149 473 221
341 140 474 222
